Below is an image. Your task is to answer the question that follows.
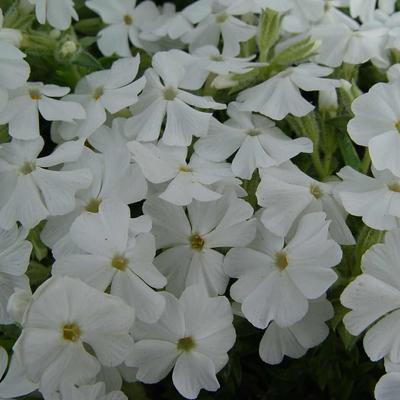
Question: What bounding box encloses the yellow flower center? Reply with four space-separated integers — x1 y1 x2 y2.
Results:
190 234 205 251
176 336 196 352
388 182 400 192
111 256 128 271
62 323 81 342
85 198 101 213
310 183 323 199
395 120 400 133
19 162 36 175
29 88 42 100
124 14 133 25
163 87 178 101
178 165 191 172
93 86 104 100
275 251 289 270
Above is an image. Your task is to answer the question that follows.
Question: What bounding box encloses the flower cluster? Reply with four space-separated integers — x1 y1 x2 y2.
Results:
0 0 399 399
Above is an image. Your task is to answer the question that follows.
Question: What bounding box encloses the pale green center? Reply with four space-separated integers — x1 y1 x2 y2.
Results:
209 54 224 62
29 88 42 100
246 128 262 137
62 323 81 342
190 234 204 251
310 184 323 199
216 13 228 24
176 336 196 352
19 161 36 175
85 198 101 213
275 251 289 270
163 87 178 101
111 256 128 271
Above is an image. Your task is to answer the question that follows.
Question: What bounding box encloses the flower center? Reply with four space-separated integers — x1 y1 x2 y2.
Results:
310 184 323 199
178 165 191 172
176 336 196 352
123 14 133 25
190 234 204 251
216 12 228 24
395 120 400 133
388 182 400 192
275 251 289 270
209 54 224 61
62 323 81 342
93 86 104 100
163 87 178 101
246 128 262 137
19 161 36 175
111 255 128 271
29 88 42 100
85 198 101 213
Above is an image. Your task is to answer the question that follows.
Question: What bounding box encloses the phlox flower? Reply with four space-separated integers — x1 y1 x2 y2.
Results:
347 81 400 176
341 229 400 364
182 0 257 56
126 285 236 400
15 276 135 395
237 63 340 120
224 212 341 329
0 225 31 324
258 296 333 365
128 141 236 206
85 0 160 57
52 382 127 400
58 56 145 140
53 199 167 323
0 41 30 112
336 166 400 231
0 10 23 46
27 0 78 30
0 82 86 140
256 162 355 245
144 193 256 296
194 103 313 179
0 138 91 230
125 51 226 146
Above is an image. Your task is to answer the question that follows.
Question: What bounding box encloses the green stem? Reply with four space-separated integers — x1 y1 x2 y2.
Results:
361 150 371 175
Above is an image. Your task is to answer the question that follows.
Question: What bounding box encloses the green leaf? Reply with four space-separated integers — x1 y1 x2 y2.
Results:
27 225 48 262
338 132 362 171
72 50 103 69
271 37 319 66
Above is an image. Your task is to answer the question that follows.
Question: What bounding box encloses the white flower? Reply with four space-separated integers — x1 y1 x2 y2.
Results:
387 64 400 82
16 276 135 395
224 212 341 329
126 285 236 400
256 162 355 245
0 82 85 140
128 141 236 206
139 3 193 42
0 225 31 324
237 64 340 120
0 10 23 46
347 81 400 176
125 51 226 146
336 166 400 231
41 126 147 258
194 103 313 179
53 199 167 323
7 286 32 325
58 57 145 140
182 0 256 56
349 0 395 21
56 382 127 400
144 193 256 296
311 23 387 68
28 0 78 30
174 46 263 91
0 346 37 399
0 41 30 112
341 229 400 364
0 137 91 230
259 296 333 365
85 0 160 57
